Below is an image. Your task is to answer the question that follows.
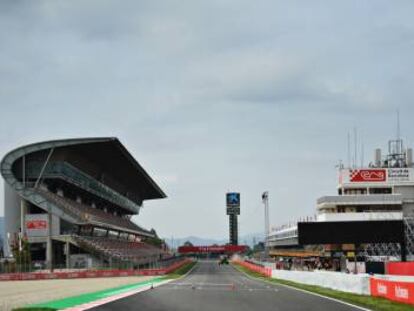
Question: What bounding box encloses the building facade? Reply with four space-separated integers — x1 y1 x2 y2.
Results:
268 138 414 261
1 138 168 269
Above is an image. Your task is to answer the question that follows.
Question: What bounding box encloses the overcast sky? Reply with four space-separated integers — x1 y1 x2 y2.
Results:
1 1 414 240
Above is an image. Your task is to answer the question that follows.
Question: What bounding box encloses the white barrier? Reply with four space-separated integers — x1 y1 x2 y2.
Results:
271 269 371 295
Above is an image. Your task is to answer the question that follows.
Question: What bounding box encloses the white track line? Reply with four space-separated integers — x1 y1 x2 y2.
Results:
234 265 372 311
63 261 197 311
62 280 172 311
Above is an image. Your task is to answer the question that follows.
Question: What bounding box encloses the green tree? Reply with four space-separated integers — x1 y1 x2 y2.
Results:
11 236 31 271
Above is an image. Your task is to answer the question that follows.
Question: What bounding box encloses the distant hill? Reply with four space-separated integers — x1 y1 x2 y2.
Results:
164 232 265 248
164 236 227 249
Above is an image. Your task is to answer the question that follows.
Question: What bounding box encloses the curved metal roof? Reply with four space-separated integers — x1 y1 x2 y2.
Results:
0 137 167 202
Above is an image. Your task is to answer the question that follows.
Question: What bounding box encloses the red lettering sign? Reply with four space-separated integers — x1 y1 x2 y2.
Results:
350 169 386 182
26 220 47 230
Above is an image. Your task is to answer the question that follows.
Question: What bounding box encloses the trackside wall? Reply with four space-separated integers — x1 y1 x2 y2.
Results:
233 260 272 277
0 259 192 281
271 269 370 295
236 260 414 305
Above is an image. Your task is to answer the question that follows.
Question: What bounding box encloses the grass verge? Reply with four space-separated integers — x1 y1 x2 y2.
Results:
167 261 197 279
233 263 413 311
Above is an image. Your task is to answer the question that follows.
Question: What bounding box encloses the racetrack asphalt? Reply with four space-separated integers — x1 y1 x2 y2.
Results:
91 260 367 311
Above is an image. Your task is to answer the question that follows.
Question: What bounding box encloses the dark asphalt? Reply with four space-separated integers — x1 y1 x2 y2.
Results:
91 260 365 311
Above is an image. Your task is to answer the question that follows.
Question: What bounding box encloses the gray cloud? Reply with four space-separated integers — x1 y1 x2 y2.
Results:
1 1 414 239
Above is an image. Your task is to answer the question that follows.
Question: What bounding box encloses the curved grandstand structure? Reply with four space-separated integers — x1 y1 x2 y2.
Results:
0 138 169 269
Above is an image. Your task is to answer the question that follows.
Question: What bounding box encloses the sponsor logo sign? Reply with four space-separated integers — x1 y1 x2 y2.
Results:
26 220 47 230
25 214 48 237
226 192 241 215
350 169 386 182
342 168 414 184
226 193 240 207
370 278 414 305
377 282 388 295
395 286 409 299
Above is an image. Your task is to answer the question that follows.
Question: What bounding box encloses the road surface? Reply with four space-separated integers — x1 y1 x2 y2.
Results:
91 260 365 311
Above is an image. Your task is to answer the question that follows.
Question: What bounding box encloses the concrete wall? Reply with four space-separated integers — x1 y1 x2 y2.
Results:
395 185 414 217
271 269 371 295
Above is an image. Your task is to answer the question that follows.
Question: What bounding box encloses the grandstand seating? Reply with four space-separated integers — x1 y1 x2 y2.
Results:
74 236 165 265
36 189 150 234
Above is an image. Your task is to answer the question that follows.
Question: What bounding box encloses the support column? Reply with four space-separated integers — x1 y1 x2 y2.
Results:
46 210 53 272
229 214 238 245
66 240 70 269
20 199 27 237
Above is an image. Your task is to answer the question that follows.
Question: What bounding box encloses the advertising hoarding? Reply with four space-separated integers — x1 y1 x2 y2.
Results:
371 278 414 305
178 245 247 254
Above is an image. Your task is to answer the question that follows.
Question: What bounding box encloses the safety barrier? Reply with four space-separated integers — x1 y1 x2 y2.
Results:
370 277 414 305
233 260 272 277
272 269 371 295
0 259 191 281
235 259 414 305
386 262 414 276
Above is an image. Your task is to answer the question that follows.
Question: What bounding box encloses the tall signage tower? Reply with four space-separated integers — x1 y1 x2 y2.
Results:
226 193 240 245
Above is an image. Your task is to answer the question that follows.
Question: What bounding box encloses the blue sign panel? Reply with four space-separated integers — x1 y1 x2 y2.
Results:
226 193 240 207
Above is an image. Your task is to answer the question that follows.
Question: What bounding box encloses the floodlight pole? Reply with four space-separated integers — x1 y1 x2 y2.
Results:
262 192 270 261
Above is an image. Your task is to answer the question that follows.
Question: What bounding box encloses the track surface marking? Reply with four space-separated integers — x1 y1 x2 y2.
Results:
91 260 366 311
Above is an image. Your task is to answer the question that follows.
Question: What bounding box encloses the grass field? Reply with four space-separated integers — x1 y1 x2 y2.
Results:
233 263 413 311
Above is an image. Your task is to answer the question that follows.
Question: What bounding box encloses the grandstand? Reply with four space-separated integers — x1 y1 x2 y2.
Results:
0 138 169 269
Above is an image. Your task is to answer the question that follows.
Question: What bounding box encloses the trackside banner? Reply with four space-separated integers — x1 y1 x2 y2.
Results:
370 278 414 305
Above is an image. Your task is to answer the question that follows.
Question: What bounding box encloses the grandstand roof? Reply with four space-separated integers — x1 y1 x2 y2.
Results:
1 137 167 202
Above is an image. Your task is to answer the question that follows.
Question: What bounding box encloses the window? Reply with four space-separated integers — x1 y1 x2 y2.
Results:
369 188 392 194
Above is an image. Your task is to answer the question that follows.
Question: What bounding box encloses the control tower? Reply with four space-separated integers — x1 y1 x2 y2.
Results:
226 193 240 245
